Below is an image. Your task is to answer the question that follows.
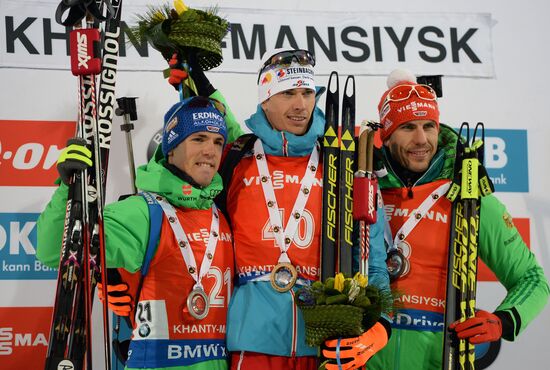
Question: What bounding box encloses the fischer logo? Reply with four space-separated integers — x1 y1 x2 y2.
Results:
76 32 91 69
0 327 48 355
325 154 338 242
243 170 322 189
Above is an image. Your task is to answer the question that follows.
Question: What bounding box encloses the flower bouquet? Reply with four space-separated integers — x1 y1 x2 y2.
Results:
131 0 229 70
296 272 391 347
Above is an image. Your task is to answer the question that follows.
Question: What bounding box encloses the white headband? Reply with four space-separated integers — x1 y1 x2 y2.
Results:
257 62 316 103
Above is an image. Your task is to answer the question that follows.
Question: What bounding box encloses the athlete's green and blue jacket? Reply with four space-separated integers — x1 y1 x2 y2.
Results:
367 124 549 370
36 91 244 370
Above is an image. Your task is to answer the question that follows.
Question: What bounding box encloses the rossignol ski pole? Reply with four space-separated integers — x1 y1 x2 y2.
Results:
353 121 382 276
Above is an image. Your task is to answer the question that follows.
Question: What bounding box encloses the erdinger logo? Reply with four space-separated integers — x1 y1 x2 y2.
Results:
192 112 222 121
206 125 221 133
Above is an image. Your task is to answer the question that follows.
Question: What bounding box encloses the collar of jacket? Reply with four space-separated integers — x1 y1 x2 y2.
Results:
135 146 223 210
376 124 459 189
244 104 325 157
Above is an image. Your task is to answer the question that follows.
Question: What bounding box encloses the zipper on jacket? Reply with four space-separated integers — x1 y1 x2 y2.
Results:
290 289 298 356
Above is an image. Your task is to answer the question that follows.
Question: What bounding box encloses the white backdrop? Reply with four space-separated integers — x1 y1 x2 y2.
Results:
0 0 549 368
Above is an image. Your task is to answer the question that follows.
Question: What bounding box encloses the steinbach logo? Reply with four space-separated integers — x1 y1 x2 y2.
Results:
0 307 51 368
0 120 76 186
0 213 57 280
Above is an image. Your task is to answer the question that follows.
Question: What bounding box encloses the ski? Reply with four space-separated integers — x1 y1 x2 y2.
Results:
45 1 122 369
321 71 340 281
443 122 490 370
338 75 356 276
320 73 356 278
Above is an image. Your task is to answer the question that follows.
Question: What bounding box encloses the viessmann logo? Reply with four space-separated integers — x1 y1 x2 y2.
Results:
0 327 48 355
0 120 76 186
0 307 51 368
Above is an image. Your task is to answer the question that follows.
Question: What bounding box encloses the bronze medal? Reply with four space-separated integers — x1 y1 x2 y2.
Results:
270 262 298 292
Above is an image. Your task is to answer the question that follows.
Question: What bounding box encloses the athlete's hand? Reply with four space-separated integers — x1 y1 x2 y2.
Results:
449 310 502 344
167 52 189 89
57 138 92 185
97 282 132 316
322 321 388 370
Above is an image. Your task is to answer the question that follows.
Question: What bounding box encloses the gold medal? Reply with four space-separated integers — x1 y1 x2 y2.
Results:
186 286 209 320
270 262 298 292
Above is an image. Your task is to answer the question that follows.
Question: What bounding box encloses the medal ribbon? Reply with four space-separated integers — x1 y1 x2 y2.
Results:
391 181 450 250
154 194 220 290
254 140 320 264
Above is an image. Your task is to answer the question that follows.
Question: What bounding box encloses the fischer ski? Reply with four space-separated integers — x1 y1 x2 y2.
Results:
338 75 356 276
45 1 123 369
321 72 340 281
442 122 493 370
320 73 356 278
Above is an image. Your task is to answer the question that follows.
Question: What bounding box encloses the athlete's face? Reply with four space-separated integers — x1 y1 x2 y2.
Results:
384 120 439 173
261 88 316 135
167 132 224 187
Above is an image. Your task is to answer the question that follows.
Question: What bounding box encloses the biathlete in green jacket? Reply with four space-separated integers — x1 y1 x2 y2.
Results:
37 96 240 370
365 69 549 370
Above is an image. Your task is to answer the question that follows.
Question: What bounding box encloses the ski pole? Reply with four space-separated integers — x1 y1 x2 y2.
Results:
353 121 381 277
116 97 139 194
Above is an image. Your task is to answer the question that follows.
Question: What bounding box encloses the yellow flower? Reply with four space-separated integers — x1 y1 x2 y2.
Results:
353 272 368 288
174 0 189 14
334 273 345 292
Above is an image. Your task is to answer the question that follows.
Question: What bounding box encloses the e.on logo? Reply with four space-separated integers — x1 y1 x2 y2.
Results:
0 120 76 186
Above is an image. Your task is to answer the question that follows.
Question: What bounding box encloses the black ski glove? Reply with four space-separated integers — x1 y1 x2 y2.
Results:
57 137 92 185
188 53 215 97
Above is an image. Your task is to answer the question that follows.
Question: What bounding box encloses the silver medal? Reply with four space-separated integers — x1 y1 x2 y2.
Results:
186 286 209 320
